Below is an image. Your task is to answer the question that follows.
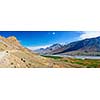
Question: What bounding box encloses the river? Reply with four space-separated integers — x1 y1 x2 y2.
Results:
50 54 100 60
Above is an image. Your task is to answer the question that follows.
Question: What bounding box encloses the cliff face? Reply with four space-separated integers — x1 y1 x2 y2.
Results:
0 36 22 51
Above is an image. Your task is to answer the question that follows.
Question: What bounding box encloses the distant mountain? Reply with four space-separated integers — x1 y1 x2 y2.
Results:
34 43 65 55
35 36 100 55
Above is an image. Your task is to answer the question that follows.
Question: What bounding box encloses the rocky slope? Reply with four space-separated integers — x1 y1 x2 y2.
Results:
0 36 52 68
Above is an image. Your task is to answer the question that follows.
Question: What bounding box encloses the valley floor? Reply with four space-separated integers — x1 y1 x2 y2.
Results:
42 55 100 68
0 50 100 68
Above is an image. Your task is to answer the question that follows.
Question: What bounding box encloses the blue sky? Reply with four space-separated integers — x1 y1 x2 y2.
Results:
0 31 100 50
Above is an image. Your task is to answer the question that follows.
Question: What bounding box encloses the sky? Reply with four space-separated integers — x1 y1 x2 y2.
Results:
0 31 100 50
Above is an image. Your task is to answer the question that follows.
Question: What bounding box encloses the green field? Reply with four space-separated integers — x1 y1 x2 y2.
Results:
43 55 100 68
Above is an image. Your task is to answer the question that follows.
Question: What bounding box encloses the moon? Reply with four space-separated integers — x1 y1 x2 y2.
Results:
52 32 55 35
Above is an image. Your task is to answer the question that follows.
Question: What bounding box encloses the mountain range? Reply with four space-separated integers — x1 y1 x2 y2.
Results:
35 36 100 56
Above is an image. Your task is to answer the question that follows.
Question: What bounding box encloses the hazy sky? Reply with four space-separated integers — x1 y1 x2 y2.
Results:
0 31 100 50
